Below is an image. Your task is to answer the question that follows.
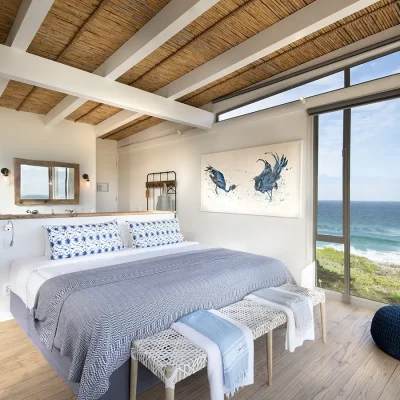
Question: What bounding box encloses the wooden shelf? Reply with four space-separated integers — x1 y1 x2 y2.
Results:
0 211 174 221
146 180 176 189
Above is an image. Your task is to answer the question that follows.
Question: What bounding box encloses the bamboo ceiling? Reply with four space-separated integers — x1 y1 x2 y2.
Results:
0 0 399 140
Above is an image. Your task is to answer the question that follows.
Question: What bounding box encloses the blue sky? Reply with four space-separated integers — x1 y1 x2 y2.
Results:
220 50 400 202
318 50 400 201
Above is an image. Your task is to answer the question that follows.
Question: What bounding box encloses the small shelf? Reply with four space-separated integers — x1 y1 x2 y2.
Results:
145 180 176 189
0 211 174 221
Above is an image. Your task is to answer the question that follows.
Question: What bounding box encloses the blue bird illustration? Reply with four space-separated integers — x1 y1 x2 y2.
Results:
205 165 237 195
254 152 288 201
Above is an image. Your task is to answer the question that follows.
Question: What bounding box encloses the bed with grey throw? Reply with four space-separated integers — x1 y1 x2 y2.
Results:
32 247 293 400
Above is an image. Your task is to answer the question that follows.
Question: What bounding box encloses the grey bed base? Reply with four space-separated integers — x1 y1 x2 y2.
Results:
10 291 160 400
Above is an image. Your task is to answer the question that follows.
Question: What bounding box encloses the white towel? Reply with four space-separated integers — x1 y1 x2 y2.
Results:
246 287 315 352
171 310 254 400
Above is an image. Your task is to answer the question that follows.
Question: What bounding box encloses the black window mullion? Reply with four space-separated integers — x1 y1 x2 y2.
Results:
313 115 319 287
344 67 350 87
343 107 351 296
316 235 345 244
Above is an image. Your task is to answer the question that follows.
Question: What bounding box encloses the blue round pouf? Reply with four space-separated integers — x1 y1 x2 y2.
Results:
370 306 400 361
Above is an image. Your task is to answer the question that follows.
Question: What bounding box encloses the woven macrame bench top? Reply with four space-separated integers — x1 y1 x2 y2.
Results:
131 284 325 388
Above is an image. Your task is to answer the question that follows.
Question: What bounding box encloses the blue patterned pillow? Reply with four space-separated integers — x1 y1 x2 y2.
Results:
43 220 125 260
126 218 184 249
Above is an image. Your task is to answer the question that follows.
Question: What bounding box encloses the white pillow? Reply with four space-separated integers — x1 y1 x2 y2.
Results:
43 220 125 260
44 221 128 255
126 218 184 249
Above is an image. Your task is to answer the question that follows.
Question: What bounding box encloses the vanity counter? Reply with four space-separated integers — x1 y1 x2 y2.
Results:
0 211 174 220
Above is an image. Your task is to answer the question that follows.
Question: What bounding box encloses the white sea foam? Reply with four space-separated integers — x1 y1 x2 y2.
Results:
316 243 400 265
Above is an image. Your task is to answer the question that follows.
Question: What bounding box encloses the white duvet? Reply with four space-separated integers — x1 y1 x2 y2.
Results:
10 241 204 310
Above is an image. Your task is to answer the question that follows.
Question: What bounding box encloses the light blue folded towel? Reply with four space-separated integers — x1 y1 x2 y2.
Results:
178 310 249 395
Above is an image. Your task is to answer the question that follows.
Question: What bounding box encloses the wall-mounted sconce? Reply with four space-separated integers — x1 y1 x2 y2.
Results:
1 168 10 184
299 96 307 105
4 220 14 247
82 174 90 186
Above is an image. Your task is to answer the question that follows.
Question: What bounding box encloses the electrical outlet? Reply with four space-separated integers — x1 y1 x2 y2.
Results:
2 283 10 297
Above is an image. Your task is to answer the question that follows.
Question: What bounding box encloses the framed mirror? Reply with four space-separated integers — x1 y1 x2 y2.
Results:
14 158 80 205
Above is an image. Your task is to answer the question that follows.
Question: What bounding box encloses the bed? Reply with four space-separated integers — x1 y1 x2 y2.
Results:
10 240 293 400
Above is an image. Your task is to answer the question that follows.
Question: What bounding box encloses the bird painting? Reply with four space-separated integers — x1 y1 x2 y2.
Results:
205 165 237 195
254 152 288 202
201 141 301 217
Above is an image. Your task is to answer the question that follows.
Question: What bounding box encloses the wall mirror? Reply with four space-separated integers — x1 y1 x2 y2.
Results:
14 158 80 205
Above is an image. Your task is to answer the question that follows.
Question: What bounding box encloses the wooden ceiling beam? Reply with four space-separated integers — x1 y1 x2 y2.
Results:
0 0 54 96
0 44 214 130
44 0 220 128
95 0 381 137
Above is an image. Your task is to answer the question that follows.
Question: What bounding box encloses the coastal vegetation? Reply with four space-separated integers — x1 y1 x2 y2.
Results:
316 247 400 304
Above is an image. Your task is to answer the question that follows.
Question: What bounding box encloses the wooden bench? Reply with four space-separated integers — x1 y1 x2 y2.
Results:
130 285 326 400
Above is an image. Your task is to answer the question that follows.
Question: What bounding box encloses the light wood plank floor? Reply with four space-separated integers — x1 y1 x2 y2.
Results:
0 300 399 400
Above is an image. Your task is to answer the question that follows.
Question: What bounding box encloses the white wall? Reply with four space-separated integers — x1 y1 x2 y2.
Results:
0 108 96 215
96 139 118 212
119 104 315 287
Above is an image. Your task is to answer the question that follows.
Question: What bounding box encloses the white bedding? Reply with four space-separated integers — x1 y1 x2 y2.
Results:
10 241 204 310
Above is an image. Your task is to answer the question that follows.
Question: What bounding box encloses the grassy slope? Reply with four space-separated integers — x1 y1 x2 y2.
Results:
316 247 400 304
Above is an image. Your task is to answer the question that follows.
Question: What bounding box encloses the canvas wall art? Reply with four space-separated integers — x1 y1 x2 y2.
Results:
201 140 302 218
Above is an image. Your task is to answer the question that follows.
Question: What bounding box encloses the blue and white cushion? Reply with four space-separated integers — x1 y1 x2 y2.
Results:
126 218 184 249
43 220 124 260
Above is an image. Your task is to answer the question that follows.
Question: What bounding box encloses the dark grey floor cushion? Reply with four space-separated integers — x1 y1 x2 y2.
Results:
370 305 400 361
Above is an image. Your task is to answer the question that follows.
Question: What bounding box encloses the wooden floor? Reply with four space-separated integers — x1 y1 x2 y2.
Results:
0 300 399 400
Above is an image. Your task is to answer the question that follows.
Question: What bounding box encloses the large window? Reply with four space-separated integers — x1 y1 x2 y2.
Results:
349 99 400 304
219 72 344 121
218 49 400 122
350 50 400 85
315 97 400 305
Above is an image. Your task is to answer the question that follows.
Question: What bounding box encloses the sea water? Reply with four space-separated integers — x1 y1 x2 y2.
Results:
317 201 400 265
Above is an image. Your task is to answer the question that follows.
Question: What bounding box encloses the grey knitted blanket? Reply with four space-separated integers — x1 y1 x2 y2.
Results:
32 248 293 400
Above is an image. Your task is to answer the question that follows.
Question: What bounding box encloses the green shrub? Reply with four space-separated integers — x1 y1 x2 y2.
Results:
316 247 400 304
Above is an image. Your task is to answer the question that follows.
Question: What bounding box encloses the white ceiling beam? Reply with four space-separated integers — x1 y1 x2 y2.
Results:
0 45 214 130
5 0 54 50
95 110 146 135
95 0 219 81
95 0 380 137
0 0 54 96
44 0 219 127
157 0 380 99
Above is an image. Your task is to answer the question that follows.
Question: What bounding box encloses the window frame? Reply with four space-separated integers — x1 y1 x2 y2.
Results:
313 93 400 303
216 44 400 122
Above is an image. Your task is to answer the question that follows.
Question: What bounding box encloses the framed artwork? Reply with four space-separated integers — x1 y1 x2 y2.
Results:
201 140 302 218
97 183 109 192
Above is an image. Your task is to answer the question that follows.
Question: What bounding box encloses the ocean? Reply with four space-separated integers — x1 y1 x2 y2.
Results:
317 201 400 265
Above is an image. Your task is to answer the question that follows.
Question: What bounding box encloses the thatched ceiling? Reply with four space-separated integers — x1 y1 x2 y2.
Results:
0 0 399 140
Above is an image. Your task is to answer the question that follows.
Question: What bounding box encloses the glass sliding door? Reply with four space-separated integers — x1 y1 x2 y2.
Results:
349 98 400 304
315 97 400 305
315 111 345 292
316 242 345 293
